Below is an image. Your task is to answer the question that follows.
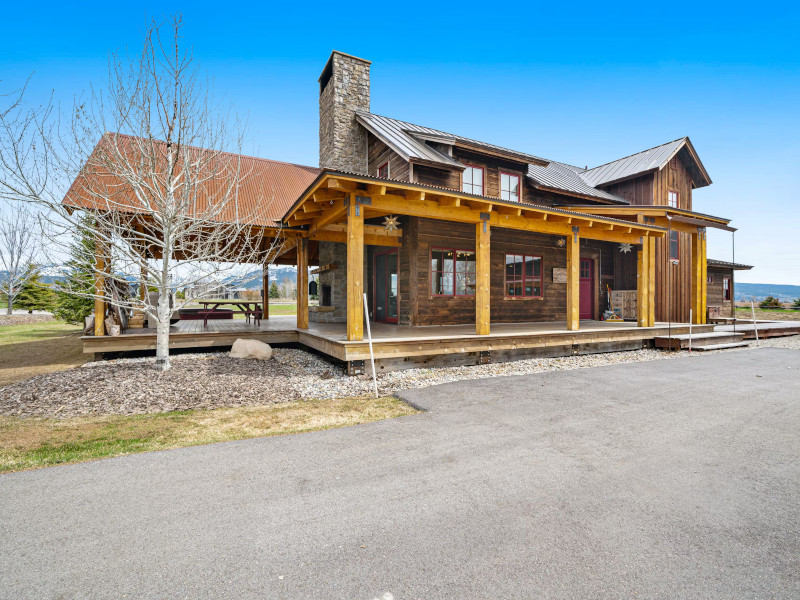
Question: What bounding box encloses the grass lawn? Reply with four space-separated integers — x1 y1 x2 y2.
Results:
735 307 800 321
0 321 89 388
0 396 417 473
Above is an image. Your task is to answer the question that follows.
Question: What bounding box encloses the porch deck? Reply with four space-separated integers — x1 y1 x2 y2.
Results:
81 316 716 370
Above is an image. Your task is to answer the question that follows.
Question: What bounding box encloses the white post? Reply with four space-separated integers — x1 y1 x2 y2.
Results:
751 300 759 347
688 309 693 353
363 292 379 398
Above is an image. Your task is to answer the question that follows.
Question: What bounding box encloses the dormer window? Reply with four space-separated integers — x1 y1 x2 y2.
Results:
500 172 520 202
668 190 679 208
462 165 484 195
377 162 389 178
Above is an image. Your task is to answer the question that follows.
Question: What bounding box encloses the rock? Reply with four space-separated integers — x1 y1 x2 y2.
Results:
230 339 273 360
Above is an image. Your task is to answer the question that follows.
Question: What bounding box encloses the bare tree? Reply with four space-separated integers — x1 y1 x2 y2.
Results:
0 17 283 369
0 202 41 315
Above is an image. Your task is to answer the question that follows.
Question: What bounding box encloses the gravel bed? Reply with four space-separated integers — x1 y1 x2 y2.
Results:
0 335 798 420
0 314 55 327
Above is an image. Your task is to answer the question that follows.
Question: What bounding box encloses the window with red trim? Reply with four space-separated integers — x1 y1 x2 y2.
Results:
723 277 731 301
668 190 679 208
430 248 476 296
669 231 680 260
377 162 389 178
462 166 484 195
504 254 542 298
500 172 520 202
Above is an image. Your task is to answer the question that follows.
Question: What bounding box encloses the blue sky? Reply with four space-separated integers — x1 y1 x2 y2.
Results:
2 1 798 284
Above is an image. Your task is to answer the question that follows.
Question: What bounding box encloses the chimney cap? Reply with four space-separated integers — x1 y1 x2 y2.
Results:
318 50 372 82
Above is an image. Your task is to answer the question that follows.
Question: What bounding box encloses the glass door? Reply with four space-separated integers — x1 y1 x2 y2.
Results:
374 249 399 323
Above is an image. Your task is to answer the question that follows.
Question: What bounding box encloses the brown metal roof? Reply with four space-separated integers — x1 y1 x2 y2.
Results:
63 133 321 227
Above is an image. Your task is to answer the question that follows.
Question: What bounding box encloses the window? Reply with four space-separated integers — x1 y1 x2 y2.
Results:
670 157 678 170
669 231 680 260
723 277 731 301
500 172 520 202
377 162 389 178
430 248 476 296
668 190 679 208
707 275 713 284
462 165 484 195
504 254 543 298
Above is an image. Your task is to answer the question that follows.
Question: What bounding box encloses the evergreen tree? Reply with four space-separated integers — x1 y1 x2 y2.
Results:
54 215 96 323
15 267 56 312
269 281 280 299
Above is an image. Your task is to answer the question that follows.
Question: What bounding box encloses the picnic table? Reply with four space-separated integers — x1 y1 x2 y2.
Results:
197 300 264 327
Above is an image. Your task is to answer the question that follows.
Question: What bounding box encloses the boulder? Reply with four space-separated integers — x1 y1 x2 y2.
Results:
230 339 272 360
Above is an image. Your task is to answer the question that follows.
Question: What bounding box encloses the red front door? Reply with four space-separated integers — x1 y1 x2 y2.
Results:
579 258 594 320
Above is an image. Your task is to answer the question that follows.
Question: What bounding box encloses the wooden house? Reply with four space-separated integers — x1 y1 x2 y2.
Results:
75 51 753 371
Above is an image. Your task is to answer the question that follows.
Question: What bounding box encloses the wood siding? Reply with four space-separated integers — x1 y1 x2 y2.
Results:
653 230 693 323
707 266 734 317
603 175 654 206
400 218 619 326
652 159 693 210
367 133 409 181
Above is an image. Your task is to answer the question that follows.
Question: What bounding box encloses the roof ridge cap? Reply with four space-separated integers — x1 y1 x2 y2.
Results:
584 137 688 172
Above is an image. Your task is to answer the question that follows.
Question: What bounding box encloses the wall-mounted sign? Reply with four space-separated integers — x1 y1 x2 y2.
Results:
552 268 567 283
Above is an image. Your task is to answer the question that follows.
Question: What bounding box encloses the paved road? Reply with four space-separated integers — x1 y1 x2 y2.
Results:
2 349 799 599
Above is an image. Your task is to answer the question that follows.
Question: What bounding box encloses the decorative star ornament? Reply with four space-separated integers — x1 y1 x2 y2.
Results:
556 238 566 247
383 215 400 232
619 243 632 253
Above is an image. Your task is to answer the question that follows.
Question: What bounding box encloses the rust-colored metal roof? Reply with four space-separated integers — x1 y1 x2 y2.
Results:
63 133 321 227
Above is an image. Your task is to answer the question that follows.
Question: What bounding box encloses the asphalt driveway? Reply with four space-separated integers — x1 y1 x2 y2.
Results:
1 348 799 599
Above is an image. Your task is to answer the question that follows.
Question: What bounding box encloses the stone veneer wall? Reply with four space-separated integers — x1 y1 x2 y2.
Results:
310 242 347 323
319 52 370 174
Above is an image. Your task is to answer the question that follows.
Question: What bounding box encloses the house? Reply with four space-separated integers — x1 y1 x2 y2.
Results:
73 51 759 369
281 51 740 336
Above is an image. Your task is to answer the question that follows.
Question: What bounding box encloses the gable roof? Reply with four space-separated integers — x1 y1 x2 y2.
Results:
355 113 713 205
580 137 712 189
355 112 549 169
63 133 321 226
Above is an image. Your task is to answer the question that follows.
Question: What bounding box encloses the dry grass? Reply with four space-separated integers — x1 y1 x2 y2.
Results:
0 322 89 387
735 307 800 322
0 395 418 473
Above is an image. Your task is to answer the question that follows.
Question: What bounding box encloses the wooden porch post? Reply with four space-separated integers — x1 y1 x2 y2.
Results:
691 231 703 324
296 238 309 329
647 236 656 327
346 195 364 341
268 263 269 319
637 243 648 327
475 219 491 335
700 229 708 324
566 227 580 331
94 237 106 336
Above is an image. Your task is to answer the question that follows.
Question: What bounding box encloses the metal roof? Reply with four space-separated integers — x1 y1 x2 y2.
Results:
707 259 753 271
356 112 549 169
63 133 321 226
527 161 627 204
580 138 687 188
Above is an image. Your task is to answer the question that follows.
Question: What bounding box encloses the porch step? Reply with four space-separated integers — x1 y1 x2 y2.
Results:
654 331 745 350
692 342 749 351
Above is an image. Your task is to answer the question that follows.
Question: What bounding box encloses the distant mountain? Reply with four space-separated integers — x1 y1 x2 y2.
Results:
234 265 298 289
735 283 800 302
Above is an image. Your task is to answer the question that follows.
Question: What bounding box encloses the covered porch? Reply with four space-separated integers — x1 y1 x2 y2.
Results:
281 172 668 343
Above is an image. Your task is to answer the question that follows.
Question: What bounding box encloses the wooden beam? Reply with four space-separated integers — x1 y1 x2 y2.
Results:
346 196 364 341
268 262 269 319
366 183 386 196
327 177 357 192
647 236 656 327
438 197 460 208
309 229 402 247
309 200 349 234
637 242 651 327
475 220 491 335
296 237 309 329
566 228 580 331
370 194 483 224
691 232 702 324
700 230 707 324
94 237 106 336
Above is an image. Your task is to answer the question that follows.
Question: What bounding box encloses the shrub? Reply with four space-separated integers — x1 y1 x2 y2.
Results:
759 296 783 309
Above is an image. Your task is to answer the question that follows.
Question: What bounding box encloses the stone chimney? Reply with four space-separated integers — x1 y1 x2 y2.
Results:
319 51 371 173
